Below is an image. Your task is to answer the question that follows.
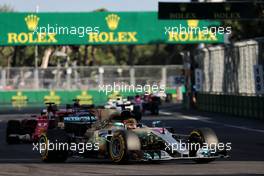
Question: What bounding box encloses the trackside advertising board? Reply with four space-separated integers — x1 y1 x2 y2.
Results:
0 12 224 45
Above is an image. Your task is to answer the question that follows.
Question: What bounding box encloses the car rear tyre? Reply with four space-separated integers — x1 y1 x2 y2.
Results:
6 120 21 144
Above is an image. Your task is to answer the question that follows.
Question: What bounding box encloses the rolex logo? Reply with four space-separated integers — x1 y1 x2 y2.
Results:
187 20 199 28
105 14 120 30
24 14 39 31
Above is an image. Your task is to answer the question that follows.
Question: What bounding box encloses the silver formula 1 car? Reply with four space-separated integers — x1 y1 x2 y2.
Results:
38 110 228 163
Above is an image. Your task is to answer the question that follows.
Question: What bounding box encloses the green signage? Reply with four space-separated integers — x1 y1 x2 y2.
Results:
0 12 224 45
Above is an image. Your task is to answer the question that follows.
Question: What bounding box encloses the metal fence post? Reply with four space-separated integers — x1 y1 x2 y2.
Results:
130 67 135 85
98 67 104 86
34 68 39 90
1 68 6 88
66 67 72 90
73 65 78 89
161 66 167 87
56 65 61 89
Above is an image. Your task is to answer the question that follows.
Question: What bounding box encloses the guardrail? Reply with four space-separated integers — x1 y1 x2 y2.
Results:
196 93 264 120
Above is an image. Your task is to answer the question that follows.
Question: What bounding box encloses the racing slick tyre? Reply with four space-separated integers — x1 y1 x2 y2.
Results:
39 129 69 163
6 120 21 144
109 130 128 163
109 130 141 163
188 128 219 164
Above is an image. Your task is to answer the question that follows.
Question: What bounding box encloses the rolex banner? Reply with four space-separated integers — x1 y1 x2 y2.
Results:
0 12 224 45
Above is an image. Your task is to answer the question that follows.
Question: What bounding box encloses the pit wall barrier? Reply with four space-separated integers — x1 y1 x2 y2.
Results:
0 89 177 107
196 93 264 120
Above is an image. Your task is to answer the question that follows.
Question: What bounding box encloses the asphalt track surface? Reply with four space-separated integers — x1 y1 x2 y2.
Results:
0 104 263 175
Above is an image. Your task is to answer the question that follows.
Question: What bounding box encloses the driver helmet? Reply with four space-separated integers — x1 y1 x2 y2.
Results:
124 118 137 130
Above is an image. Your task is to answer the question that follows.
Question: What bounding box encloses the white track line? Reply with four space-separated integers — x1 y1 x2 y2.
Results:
180 115 199 120
159 111 172 116
224 124 264 133
0 159 40 161
179 114 264 134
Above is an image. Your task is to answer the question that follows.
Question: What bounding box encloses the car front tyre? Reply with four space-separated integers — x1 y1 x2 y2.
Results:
109 131 128 163
39 129 69 163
